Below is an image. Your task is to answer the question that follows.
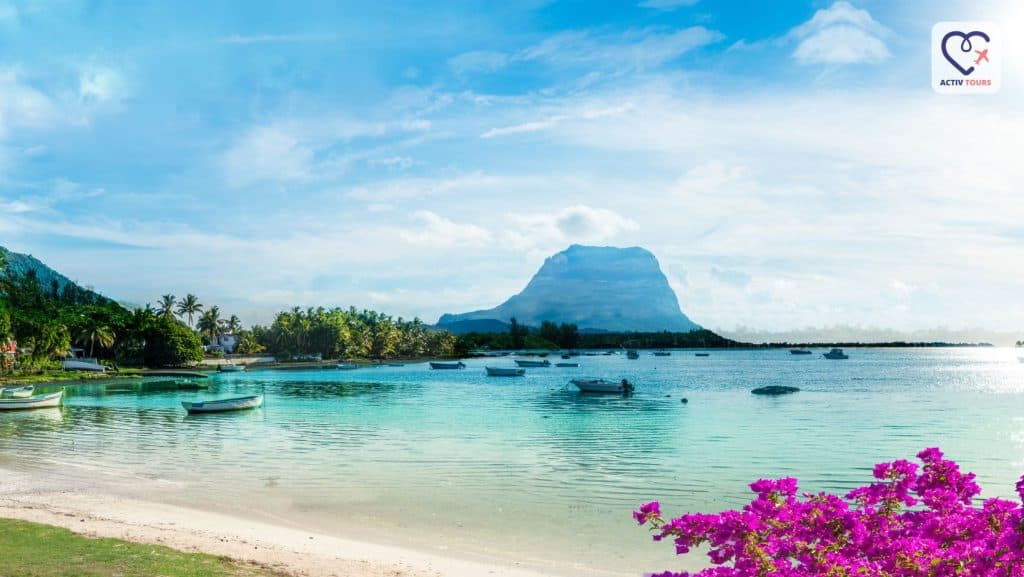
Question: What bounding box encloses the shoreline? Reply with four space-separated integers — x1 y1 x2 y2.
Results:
0 466 590 577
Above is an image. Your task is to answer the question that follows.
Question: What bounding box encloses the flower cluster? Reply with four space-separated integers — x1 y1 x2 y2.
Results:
634 448 1024 577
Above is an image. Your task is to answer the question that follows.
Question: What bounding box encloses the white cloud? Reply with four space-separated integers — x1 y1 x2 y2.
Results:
0 68 61 132
78 66 128 103
448 50 509 75
505 205 638 250
217 34 327 45
399 210 492 247
221 125 314 188
0 3 17 23
637 0 699 10
790 1 889 64
481 116 568 138
672 161 747 198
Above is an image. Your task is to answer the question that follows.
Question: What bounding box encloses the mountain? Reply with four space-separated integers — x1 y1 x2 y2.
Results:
438 244 700 333
0 246 106 302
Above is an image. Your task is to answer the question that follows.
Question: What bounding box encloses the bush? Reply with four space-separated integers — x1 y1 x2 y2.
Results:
143 317 203 367
635 448 1024 577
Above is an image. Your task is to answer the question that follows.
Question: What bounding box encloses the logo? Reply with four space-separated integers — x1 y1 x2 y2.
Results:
932 22 999 94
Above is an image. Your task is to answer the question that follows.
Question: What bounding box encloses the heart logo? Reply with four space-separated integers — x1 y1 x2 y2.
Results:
941 30 990 76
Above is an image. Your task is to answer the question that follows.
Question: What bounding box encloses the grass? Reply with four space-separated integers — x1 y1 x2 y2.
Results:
0 518 285 577
0 369 144 386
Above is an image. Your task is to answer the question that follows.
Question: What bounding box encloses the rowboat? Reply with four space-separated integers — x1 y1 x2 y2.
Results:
571 378 634 394
1 386 34 398
430 361 466 370
485 366 525 377
515 359 550 367
790 349 813 355
181 394 263 414
218 363 245 372
0 390 63 410
61 358 106 372
555 362 579 367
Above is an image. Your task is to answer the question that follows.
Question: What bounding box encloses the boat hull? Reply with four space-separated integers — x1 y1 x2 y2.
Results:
181 395 263 414
514 360 550 367
790 349 813 355
1 386 34 398
571 379 625 394
430 362 465 370
485 367 525 377
555 363 579 367
61 359 106 372
0 390 62 410
218 365 245 372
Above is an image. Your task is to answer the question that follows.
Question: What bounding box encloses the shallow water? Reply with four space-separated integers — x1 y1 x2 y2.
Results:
2 348 1024 575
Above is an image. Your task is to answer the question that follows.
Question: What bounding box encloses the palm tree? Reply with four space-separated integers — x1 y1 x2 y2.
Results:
76 325 115 358
158 294 176 318
175 294 203 328
197 306 222 344
223 314 242 335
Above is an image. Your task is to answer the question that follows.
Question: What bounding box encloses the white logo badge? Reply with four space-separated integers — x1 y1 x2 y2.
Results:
932 22 1000 94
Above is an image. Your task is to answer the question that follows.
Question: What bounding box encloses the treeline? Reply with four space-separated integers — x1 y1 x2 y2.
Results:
251 307 460 360
456 318 737 351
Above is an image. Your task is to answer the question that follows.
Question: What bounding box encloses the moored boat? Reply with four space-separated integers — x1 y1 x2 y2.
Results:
337 363 359 370
652 350 671 356
790 349 813 355
181 394 263 414
823 348 849 360
515 359 550 367
485 366 526 377
555 362 579 367
626 350 639 359
1 386 34 398
0 390 63 410
695 352 710 357
218 363 245 372
430 361 466 370
571 378 634 394
61 357 106 372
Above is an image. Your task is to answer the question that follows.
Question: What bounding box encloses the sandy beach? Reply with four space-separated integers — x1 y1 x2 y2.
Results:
0 466 570 577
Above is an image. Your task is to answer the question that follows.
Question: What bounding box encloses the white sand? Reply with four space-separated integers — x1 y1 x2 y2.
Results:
0 467 572 577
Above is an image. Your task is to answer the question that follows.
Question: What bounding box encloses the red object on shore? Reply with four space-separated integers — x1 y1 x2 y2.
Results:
1 339 16 354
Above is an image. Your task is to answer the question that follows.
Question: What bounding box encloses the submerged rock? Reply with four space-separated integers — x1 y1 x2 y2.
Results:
751 385 800 396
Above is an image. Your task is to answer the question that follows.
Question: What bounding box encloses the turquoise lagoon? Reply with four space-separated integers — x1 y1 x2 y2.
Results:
2 348 1024 575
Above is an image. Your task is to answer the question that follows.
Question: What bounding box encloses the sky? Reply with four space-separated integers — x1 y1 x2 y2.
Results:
0 0 1022 338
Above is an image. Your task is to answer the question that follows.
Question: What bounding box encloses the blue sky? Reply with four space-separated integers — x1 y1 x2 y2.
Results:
1 0 1022 337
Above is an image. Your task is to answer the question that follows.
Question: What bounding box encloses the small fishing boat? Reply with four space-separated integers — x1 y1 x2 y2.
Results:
823 348 849 360
695 353 710 357
571 378 634 394
337 363 359 370
485 366 525 377
561 354 571 359
385 363 405 367
61 357 106 372
0 390 63 410
652 350 671 356
218 363 245 372
790 349 813 355
555 362 579 368
515 359 550 368
181 394 263 414
1 386 34 398
626 350 639 359
430 361 466 370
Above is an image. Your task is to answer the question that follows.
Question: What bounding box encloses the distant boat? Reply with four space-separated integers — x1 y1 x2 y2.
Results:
181 394 263 414
61 357 105 372
571 378 634 394
1 386 34 398
385 363 405 367
652 350 671 356
555 362 579 368
485 366 526 377
695 353 710 357
823 348 849 360
626 350 640 359
790 349 813 355
337 363 359 370
430 361 466 370
0 390 62 410
515 359 550 367
561 354 571 359
218 363 245 372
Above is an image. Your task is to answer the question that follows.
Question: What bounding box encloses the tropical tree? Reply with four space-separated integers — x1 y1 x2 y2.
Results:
197 306 222 343
158 294 176 318
175 294 203 327
223 314 242 335
76 324 115 358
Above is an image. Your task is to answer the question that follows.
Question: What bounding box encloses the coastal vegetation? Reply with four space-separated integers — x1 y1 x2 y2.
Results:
457 321 737 351
635 448 1024 577
0 518 284 577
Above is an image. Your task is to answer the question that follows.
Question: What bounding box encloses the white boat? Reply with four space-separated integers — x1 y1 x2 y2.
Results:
571 378 634 394
555 362 579 367
430 361 466 370
181 394 263 414
485 366 525 377
823 348 849 360
515 359 550 367
1 386 34 398
218 363 245 372
0 390 63 410
61 357 106 372
337 363 359 370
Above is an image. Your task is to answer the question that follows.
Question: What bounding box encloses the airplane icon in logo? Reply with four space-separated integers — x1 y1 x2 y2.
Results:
974 48 989 65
